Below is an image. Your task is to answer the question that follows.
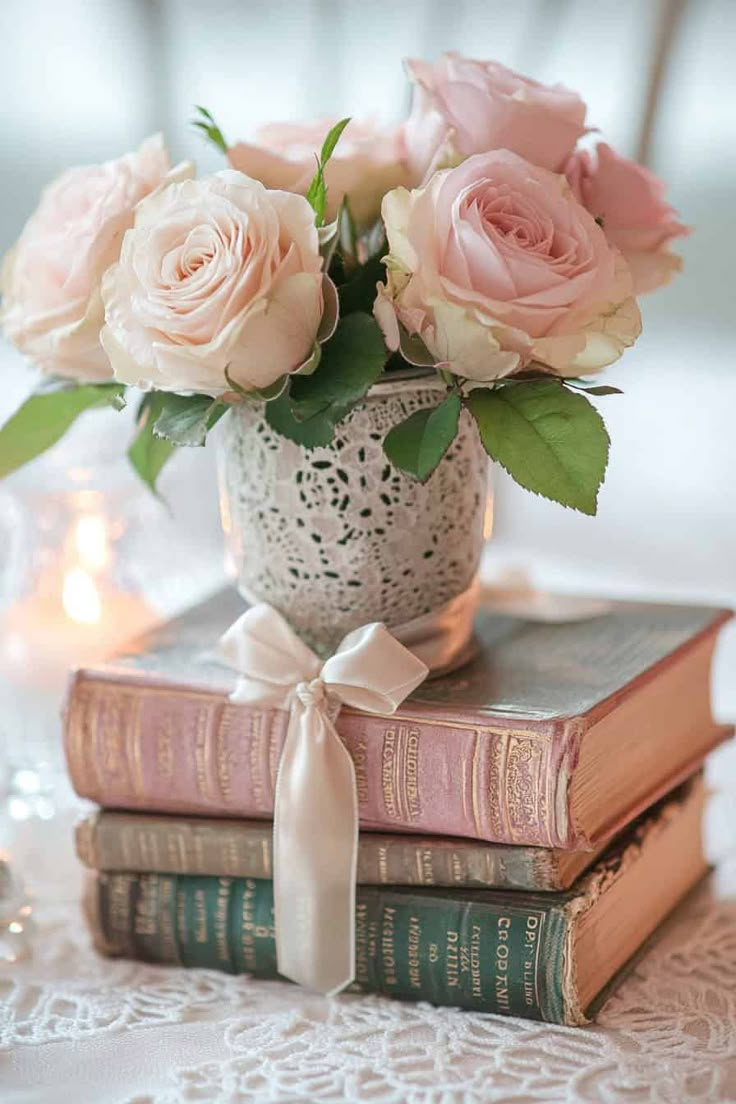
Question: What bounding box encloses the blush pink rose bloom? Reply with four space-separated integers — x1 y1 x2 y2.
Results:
101 170 331 396
228 118 409 230
402 52 587 183
1 135 185 381
375 150 641 381
566 142 688 294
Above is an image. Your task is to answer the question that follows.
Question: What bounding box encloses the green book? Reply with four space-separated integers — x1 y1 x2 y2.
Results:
87 777 705 1025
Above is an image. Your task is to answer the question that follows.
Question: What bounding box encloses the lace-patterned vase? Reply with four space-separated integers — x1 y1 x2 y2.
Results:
217 372 491 655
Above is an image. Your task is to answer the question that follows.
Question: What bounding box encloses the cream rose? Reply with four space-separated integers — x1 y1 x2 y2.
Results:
228 118 409 229
566 142 688 295
1 135 183 381
403 52 587 183
376 150 641 381
101 170 330 396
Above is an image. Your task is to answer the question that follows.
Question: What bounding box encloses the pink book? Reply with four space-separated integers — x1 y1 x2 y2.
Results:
64 588 731 849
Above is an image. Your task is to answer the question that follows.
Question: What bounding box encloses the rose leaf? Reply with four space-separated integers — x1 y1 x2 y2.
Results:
0 380 126 479
564 378 623 396
577 384 622 396
127 393 178 494
466 380 610 515
338 253 387 316
265 389 340 449
192 105 228 155
382 392 461 482
152 393 227 447
305 117 351 226
289 312 387 422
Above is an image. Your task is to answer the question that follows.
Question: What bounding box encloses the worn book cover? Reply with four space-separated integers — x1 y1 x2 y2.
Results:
65 588 730 848
86 777 706 1025
75 808 611 891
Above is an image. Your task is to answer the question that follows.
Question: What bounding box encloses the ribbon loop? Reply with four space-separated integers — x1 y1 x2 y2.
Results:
219 604 321 708
217 598 469 995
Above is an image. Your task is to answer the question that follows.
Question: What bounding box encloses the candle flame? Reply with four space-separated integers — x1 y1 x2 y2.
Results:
74 514 110 573
62 567 102 625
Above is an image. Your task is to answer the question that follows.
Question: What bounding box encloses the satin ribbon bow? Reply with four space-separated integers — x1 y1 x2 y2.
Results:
218 603 429 995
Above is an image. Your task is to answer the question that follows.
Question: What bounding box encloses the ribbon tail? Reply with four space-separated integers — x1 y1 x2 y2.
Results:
272 699 358 995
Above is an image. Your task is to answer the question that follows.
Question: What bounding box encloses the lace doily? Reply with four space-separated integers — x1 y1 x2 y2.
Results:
2 786 735 1104
157 891 736 1104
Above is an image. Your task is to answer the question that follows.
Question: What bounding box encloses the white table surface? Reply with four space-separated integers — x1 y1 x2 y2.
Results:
0 739 735 1104
1 340 736 1102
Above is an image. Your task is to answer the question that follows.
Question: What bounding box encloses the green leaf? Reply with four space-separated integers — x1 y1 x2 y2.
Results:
153 393 227 447
265 313 387 449
192 105 228 154
289 313 386 422
265 388 339 449
0 380 125 478
304 155 324 221
383 392 461 482
305 117 351 226
563 378 623 396
338 253 386 315
466 381 610 515
127 393 176 493
577 385 621 396
319 117 351 166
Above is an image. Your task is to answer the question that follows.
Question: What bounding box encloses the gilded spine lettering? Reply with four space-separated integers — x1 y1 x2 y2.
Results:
94 875 564 1021
214 878 232 968
494 916 512 1012
380 724 421 823
381 906 397 986
407 916 421 989
66 678 561 846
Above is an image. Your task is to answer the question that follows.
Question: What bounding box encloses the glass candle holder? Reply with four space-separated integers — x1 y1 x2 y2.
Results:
0 400 227 815
0 408 160 812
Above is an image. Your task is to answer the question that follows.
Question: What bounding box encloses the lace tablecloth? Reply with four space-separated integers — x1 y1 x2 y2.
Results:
2 745 736 1104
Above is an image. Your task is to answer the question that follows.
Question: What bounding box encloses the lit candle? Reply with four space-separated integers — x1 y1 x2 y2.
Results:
0 510 155 693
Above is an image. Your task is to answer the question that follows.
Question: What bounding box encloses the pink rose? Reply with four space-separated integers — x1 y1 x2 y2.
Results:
376 150 641 381
101 170 332 396
1 135 186 381
566 142 688 294
402 52 587 183
228 118 410 229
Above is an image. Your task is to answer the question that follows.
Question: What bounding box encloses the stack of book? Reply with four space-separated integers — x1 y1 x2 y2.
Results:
64 590 731 1024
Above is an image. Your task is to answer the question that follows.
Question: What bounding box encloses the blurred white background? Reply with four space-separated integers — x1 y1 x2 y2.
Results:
0 0 734 714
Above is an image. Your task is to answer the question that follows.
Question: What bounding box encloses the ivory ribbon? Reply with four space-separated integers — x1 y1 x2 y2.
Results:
217 584 478 995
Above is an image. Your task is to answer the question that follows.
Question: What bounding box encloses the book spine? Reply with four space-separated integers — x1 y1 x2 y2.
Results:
76 813 561 890
362 835 558 889
65 674 571 847
76 814 275 880
94 872 569 1022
